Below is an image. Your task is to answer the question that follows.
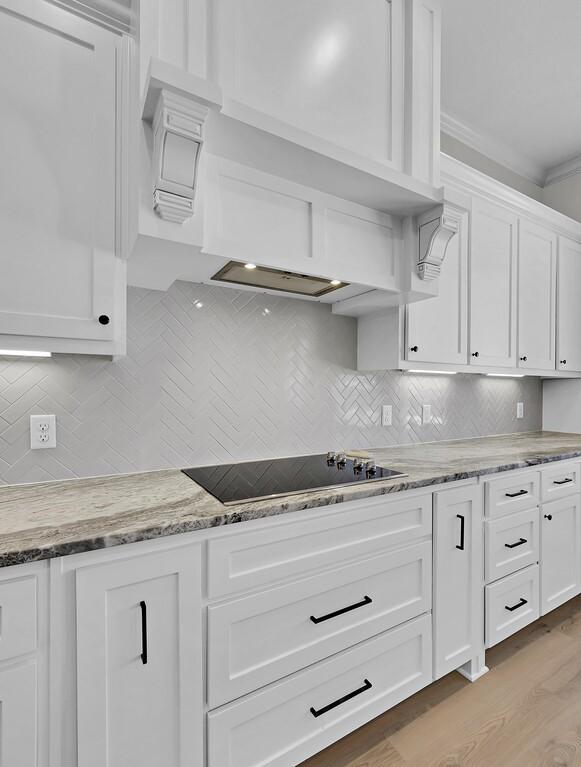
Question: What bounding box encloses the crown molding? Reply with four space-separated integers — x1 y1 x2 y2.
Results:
441 110 545 188
441 153 581 242
544 155 581 187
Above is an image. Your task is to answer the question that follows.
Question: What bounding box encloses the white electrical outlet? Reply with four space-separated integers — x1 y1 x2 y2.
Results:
517 401 524 419
381 404 393 427
30 414 56 449
422 404 432 425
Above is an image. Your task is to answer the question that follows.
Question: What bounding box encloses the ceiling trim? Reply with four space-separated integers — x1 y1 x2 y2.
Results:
544 155 581 187
441 110 545 187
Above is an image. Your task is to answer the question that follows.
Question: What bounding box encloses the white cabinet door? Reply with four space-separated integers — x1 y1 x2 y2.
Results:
433 484 483 679
540 496 581 615
0 661 37 767
76 547 203 767
469 198 518 367
557 237 581 372
517 220 557 371
406 205 468 364
0 0 125 354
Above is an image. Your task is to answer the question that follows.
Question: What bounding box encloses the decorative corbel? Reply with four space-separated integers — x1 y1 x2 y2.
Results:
417 205 459 280
151 89 209 224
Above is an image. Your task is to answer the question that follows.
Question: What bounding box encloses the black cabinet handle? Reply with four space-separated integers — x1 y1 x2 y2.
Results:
456 514 465 550
140 600 148 665
554 478 573 485
310 679 372 718
505 489 527 498
505 597 528 612
410 345 419 353
505 537 527 549
544 514 553 521
520 356 527 362
310 595 372 624
98 314 110 325
560 360 567 365
471 351 479 358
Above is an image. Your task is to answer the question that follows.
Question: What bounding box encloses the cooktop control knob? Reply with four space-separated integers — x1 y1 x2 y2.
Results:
365 460 377 475
326 451 336 464
336 452 347 467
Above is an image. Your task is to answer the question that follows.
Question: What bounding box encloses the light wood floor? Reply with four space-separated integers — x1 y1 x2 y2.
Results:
300 596 581 767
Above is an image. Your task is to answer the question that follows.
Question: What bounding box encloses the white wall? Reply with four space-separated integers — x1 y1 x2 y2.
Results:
441 133 544 201
543 379 581 433
542 174 581 223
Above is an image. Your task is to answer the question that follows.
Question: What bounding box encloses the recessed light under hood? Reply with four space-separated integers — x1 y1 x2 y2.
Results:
211 261 348 297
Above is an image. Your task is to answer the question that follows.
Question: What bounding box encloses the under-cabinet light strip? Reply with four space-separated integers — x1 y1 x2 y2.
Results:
407 369 457 375
0 350 52 358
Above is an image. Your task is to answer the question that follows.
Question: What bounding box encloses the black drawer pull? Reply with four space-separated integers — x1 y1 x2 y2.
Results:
310 595 372 624
505 597 528 612
310 679 372 718
505 538 527 549
505 489 527 498
456 514 465 550
554 478 573 485
140 600 148 665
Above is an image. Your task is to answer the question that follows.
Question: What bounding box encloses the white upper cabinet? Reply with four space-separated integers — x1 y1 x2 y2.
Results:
469 198 518 368
517 220 557 371
557 237 581 372
406 202 468 365
0 0 127 355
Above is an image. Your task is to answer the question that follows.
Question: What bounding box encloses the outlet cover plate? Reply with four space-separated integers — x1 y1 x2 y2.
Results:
382 405 393 427
30 414 56 449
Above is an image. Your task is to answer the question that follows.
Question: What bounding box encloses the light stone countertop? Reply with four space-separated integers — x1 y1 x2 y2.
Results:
1 431 581 568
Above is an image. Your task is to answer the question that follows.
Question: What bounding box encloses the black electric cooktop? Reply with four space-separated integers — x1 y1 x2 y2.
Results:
182 453 407 505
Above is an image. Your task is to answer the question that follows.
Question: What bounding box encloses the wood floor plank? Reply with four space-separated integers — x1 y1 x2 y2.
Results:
299 597 581 767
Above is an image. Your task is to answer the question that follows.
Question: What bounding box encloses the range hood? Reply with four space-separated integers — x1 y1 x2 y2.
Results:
211 262 347 298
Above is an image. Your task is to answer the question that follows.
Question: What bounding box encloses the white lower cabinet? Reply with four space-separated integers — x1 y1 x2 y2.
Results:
207 542 431 707
485 507 539 583
540 495 581 615
433 484 483 679
75 546 203 767
0 661 38 767
207 614 432 767
485 565 540 647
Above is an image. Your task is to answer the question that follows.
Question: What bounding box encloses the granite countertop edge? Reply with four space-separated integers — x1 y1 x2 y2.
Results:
3 435 581 569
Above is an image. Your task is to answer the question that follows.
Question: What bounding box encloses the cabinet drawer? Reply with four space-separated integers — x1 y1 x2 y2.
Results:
541 462 581 503
208 542 431 708
485 471 540 517
485 565 539 647
207 492 432 598
485 508 539 583
0 575 37 661
208 614 432 767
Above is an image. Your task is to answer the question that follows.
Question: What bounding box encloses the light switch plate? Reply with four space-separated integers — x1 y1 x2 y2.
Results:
517 401 524 419
30 414 56 449
422 404 432 425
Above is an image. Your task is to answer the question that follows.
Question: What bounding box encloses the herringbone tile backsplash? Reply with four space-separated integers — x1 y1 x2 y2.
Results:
0 282 542 485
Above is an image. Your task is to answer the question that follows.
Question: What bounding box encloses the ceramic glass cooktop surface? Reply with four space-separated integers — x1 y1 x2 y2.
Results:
183 454 406 505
